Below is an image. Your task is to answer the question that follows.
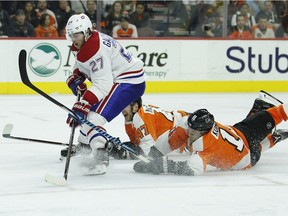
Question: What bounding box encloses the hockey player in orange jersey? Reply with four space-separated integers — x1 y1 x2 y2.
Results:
121 98 189 156
134 91 288 175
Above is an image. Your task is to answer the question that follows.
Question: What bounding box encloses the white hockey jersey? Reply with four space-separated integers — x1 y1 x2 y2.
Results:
71 31 144 104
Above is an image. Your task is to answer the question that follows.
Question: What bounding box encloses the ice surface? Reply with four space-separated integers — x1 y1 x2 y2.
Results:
1 92 288 216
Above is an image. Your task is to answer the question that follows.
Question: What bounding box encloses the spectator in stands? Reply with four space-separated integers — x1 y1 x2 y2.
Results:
188 2 216 35
84 0 106 31
231 3 256 28
0 2 12 37
35 0 58 29
112 14 138 38
35 13 58 38
106 1 124 36
85 0 97 29
253 15 275 38
228 14 253 38
10 9 34 37
55 0 74 37
256 0 280 30
129 2 150 29
194 16 218 38
276 14 288 38
24 1 39 29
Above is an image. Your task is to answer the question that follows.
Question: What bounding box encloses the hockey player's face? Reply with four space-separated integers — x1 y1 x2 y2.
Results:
187 128 203 145
71 32 85 49
122 105 134 122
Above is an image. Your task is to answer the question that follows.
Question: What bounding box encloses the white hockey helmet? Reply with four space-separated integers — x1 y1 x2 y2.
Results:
65 13 92 41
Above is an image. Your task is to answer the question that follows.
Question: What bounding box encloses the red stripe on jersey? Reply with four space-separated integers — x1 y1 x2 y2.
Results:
117 69 143 78
96 83 119 114
73 31 100 63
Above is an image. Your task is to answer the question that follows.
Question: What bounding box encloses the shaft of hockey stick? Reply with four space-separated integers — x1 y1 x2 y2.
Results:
63 92 81 180
260 90 284 104
2 124 70 146
18 49 150 163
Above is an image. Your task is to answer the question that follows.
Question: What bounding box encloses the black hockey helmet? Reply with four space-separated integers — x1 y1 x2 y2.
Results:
187 109 214 132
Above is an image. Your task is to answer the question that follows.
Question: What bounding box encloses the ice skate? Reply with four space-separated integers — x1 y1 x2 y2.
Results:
80 148 109 175
247 90 282 117
272 129 288 144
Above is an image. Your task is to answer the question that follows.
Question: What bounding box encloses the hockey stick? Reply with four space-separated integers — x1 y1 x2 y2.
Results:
64 92 80 180
45 92 80 186
2 124 71 146
18 49 150 163
260 90 283 104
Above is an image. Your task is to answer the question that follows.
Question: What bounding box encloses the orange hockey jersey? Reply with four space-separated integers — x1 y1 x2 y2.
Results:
125 104 188 155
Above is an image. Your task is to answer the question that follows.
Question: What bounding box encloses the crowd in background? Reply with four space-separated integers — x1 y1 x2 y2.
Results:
0 0 288 39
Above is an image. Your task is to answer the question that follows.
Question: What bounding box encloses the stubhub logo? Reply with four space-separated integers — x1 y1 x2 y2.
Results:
226 46 288 73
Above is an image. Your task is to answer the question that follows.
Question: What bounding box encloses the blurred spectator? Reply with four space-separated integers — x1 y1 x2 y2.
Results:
112 14 138 38
168 1 191 30
231 3 256 28
71 0 87 14
84 0 106 31
35 0 58 29
194 16 218 38
213 13 224 37
10 9 34 37
24 1 39 29
228 14 253 38
276 14 288 38
106 1 124 35
121 1 136 13
129 1 150 28
246 0 263 15
35 13 58 38
256 0 280 30
188 2 216 34
1 1 23 16
85 0 97 28
0 2 12 37
55 0 75 37
252 15 275 38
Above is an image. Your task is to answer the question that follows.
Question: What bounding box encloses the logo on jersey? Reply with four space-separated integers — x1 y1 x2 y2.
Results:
28 43 61 77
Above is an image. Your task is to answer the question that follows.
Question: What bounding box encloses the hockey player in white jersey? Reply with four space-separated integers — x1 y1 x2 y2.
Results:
65 14 145 175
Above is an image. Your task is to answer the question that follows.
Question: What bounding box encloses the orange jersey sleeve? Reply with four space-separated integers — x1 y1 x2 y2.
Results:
124 123 138 144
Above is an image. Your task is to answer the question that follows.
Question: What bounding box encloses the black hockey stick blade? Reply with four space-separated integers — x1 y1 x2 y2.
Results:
2 124 70 146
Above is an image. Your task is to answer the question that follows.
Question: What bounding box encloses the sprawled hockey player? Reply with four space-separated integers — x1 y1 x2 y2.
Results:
122 98 189 155
134 91 288 175
61 97 190 160
64 13 145 175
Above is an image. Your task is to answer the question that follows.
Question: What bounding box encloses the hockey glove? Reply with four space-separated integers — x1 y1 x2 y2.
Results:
66 74 87 96
66 101 91 127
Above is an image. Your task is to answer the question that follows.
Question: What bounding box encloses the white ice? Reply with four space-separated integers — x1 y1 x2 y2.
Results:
1 92 288 216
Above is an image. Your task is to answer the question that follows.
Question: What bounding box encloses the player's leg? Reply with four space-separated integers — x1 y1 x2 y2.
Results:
81 82 145 174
